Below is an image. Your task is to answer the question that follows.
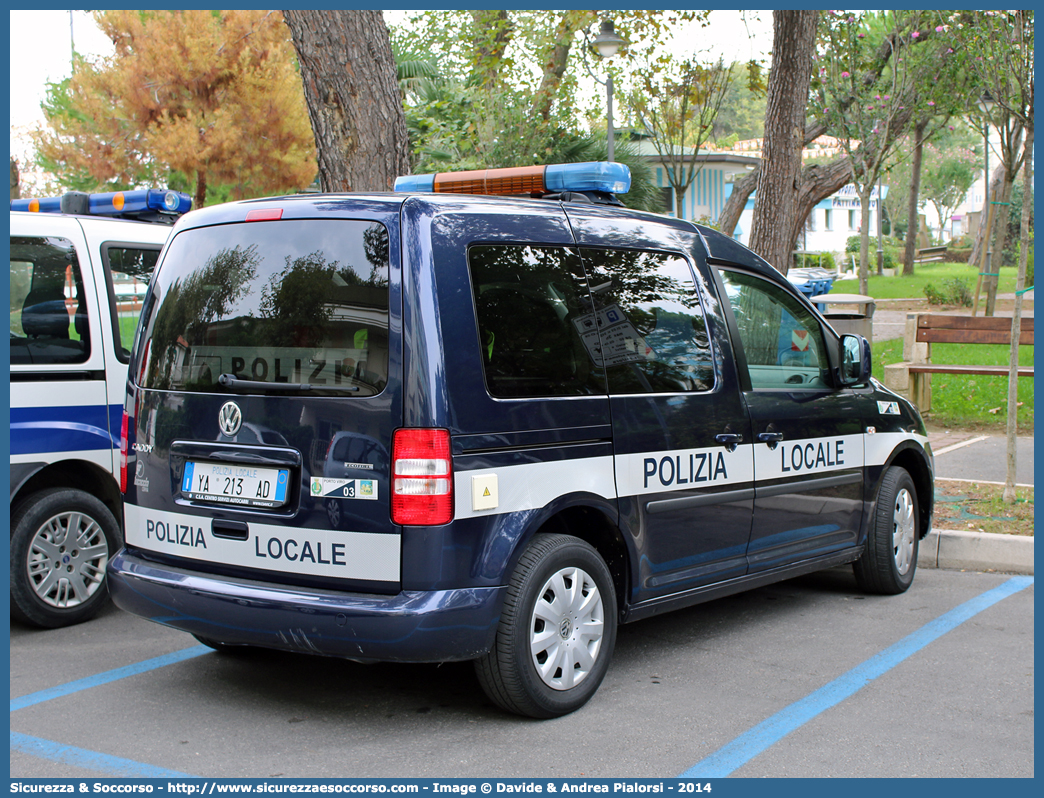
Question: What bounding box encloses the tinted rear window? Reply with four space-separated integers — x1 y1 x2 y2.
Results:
137 220 389 396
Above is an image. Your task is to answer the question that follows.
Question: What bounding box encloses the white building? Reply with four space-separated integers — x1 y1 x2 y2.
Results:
635 138 758 223
640 135 888 264
733 183 888 258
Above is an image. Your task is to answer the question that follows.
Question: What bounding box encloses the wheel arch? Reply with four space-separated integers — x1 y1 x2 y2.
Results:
500 495 631 621
10 460 122 529
883 445 934 539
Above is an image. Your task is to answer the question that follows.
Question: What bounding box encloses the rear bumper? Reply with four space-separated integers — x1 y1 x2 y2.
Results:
108 549 504 662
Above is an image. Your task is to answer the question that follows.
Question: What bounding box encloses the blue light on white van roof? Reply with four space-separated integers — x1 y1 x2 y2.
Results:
11 189 192 218
393 161 631 197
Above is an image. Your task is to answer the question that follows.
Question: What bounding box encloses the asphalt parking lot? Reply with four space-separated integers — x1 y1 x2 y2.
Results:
10 566 1033 779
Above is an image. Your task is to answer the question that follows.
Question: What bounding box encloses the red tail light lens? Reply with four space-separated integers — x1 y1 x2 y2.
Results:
391 428 453 525
119 410 130 493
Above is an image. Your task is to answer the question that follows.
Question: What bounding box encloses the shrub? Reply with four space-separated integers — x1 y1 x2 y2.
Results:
923 277 973 306
923 282 945 304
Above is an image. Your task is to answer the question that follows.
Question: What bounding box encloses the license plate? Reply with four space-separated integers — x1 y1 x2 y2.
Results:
181 461 290 508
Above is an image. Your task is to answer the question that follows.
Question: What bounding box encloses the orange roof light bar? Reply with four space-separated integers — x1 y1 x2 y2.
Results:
432 165 547 196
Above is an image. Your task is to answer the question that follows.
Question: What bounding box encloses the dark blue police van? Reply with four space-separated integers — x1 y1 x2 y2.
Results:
108 162 934 718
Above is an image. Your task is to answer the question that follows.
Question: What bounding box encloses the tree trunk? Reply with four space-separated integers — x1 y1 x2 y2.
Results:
10 157 20 200
747 10 819 275
787 159 855 256
984 168 1016 316
858 184 873 295
283 10 410 192
470 11 513 89
968 164 1006 268
718 170 755 236
531 11 591 122
902 121 926 276
1004 125 1032 502
194 170 207 210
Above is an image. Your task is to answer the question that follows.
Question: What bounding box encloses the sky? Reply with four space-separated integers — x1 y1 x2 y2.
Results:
8 9 774 172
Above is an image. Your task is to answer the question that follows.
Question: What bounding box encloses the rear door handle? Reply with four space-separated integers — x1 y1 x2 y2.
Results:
715 433 742 452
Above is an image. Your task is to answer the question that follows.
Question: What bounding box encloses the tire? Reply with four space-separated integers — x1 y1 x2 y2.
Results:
854 466 919 595
475 533 617 718
10 488 121 628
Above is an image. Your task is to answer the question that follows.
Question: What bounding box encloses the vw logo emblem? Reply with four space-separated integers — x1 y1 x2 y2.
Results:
218 402 243 437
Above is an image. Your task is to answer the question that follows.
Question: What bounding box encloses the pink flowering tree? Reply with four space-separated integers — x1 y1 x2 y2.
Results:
810 10 941 294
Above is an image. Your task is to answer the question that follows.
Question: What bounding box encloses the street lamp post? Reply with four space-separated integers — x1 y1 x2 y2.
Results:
876 172 884 276
973 91 996 316
583 19 626 162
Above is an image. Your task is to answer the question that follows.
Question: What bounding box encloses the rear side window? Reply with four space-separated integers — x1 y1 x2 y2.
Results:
468 244 606 398
578 248 714 395
9 236 91 365
138 220 390 396
103 244 161 362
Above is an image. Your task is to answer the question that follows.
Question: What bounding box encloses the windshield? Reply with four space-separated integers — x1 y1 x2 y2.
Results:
136 219 390 396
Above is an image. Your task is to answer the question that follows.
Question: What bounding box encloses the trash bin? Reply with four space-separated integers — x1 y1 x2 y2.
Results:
810 293 875 341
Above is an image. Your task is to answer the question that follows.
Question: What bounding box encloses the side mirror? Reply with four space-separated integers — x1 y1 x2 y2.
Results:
838 334 872 386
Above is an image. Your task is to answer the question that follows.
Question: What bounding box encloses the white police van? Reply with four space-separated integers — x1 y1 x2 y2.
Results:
10 189 190 627
108 163 934 717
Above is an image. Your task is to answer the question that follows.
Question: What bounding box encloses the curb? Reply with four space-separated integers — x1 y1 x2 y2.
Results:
918 528 1034 575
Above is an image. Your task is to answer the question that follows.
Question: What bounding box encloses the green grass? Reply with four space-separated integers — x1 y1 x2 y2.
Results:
832 261 1022 301
118 314 140 351
875 337 1034 431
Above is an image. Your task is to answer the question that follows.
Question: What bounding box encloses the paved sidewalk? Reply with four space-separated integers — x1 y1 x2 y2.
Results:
921 430 1034 575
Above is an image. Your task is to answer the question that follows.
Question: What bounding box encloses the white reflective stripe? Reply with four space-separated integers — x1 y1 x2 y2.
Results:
452 432 931 520
11 381 108 407
615 446 754 497
453 456 616 519
124 504 400 582
865 430 931 467
10 449 113 471
754 434 863 481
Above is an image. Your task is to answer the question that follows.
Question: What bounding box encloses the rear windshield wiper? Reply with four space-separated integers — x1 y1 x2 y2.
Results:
218 374 310 392
217 373 360 393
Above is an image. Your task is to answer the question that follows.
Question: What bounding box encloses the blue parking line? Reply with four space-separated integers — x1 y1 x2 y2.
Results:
11 645 210 712
679 575 1034 778
10 732 199 778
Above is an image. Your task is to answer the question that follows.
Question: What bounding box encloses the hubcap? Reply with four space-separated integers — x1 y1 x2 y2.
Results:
529 566 604 691
892 488 916 575
26 511 109 609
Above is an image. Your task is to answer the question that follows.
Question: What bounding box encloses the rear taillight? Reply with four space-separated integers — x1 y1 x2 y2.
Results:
391 428 453 525
119 410 130 493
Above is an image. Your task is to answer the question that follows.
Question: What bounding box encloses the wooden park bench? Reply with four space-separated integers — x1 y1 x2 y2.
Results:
883 313 1034 411
914 245 948 263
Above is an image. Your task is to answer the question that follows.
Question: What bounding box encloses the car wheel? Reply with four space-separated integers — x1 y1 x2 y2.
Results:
10 488 121 628
475 533 617 718
854 466 919 595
